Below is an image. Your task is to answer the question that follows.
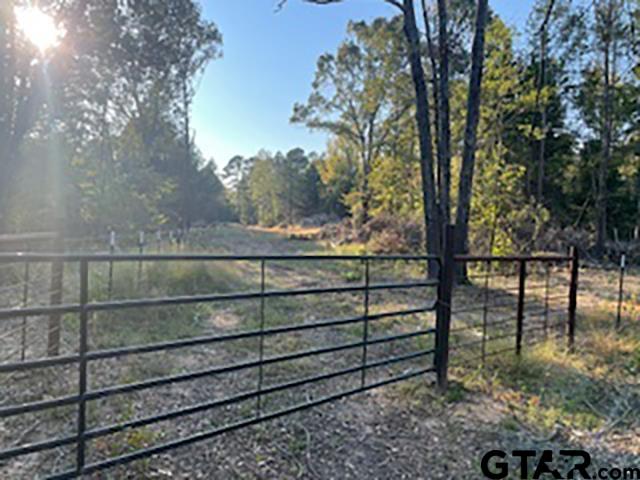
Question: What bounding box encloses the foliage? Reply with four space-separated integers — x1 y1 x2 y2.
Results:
292 7 639 255
1 0 638 257
0 0 230 234
291 16 413 226
467 18 550 255
365 215 425 254
315 137 359 217
224 149 323 227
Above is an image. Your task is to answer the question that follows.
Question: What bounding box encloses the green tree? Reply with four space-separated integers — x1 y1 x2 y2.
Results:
0 1 57 230
292 17 413 227
249 153 283 226
460 18 550 254
315 138 359 218
277 148 313 224
1 0 224 234
189 161 233 225
222 155 255 224
573 0 638 252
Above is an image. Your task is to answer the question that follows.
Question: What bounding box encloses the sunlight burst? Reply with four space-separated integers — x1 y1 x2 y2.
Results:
15 6 62 53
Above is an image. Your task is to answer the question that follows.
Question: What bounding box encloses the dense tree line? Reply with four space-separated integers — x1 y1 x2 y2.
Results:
222 149 323 226
273 0 639 260
1 0 638 260
0 0 232 235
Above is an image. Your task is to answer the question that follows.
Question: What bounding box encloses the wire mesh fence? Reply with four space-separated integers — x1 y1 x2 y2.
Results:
448 254 574 367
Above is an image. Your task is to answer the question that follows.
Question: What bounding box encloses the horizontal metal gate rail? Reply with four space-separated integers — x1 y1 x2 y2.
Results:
0 233 582 479
0 253 440 479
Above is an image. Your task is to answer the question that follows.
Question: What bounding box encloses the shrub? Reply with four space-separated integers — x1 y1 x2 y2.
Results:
365 215 424 254
364 215 424 254
320 214 424 253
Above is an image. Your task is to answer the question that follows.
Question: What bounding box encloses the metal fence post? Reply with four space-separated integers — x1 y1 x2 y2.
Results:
481 260 491 366
568 246 579 352
48 232 64 357
435 225 455 392
137 231 145 285
543 264 551 338
515 260 527 355
361 257 370 388
20 261 30 361
256 259 266 417
616 253 626 329
76 259 89 475
108 230 115 300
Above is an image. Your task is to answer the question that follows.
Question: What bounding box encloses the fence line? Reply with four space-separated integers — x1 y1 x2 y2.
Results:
0 252 440 478
2 225 636 478
448 244 575 367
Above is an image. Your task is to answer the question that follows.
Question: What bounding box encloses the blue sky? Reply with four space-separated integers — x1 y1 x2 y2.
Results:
193 0 534 169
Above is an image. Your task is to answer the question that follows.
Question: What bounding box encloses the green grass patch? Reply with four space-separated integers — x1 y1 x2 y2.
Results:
86 260 249 350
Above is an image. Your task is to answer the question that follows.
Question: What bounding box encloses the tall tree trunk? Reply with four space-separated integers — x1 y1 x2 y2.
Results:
422 0 442 208
596 1 613 257
533 0 555 203
536 91 548 201
361 117 376 227
437 0 451 227
361 150 371 227
455 0 489 280
182 76 192 231
402 0 440 275
535 33 548 201
0 2 16 232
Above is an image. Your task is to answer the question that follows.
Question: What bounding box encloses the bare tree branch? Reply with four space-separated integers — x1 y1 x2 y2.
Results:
277 0 404 12
277 0 344 11
538 0 557 35
382 0 405 10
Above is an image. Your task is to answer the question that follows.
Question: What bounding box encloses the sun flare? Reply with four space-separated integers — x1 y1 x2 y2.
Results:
15 6 62 53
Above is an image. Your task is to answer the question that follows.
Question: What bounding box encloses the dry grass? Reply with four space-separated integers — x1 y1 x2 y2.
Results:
0 226 638 479
247 224 323 240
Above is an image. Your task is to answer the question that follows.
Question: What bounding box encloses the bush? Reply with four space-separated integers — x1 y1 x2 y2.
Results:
321 214 424 254
319 219 359 245
364 215 424 254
